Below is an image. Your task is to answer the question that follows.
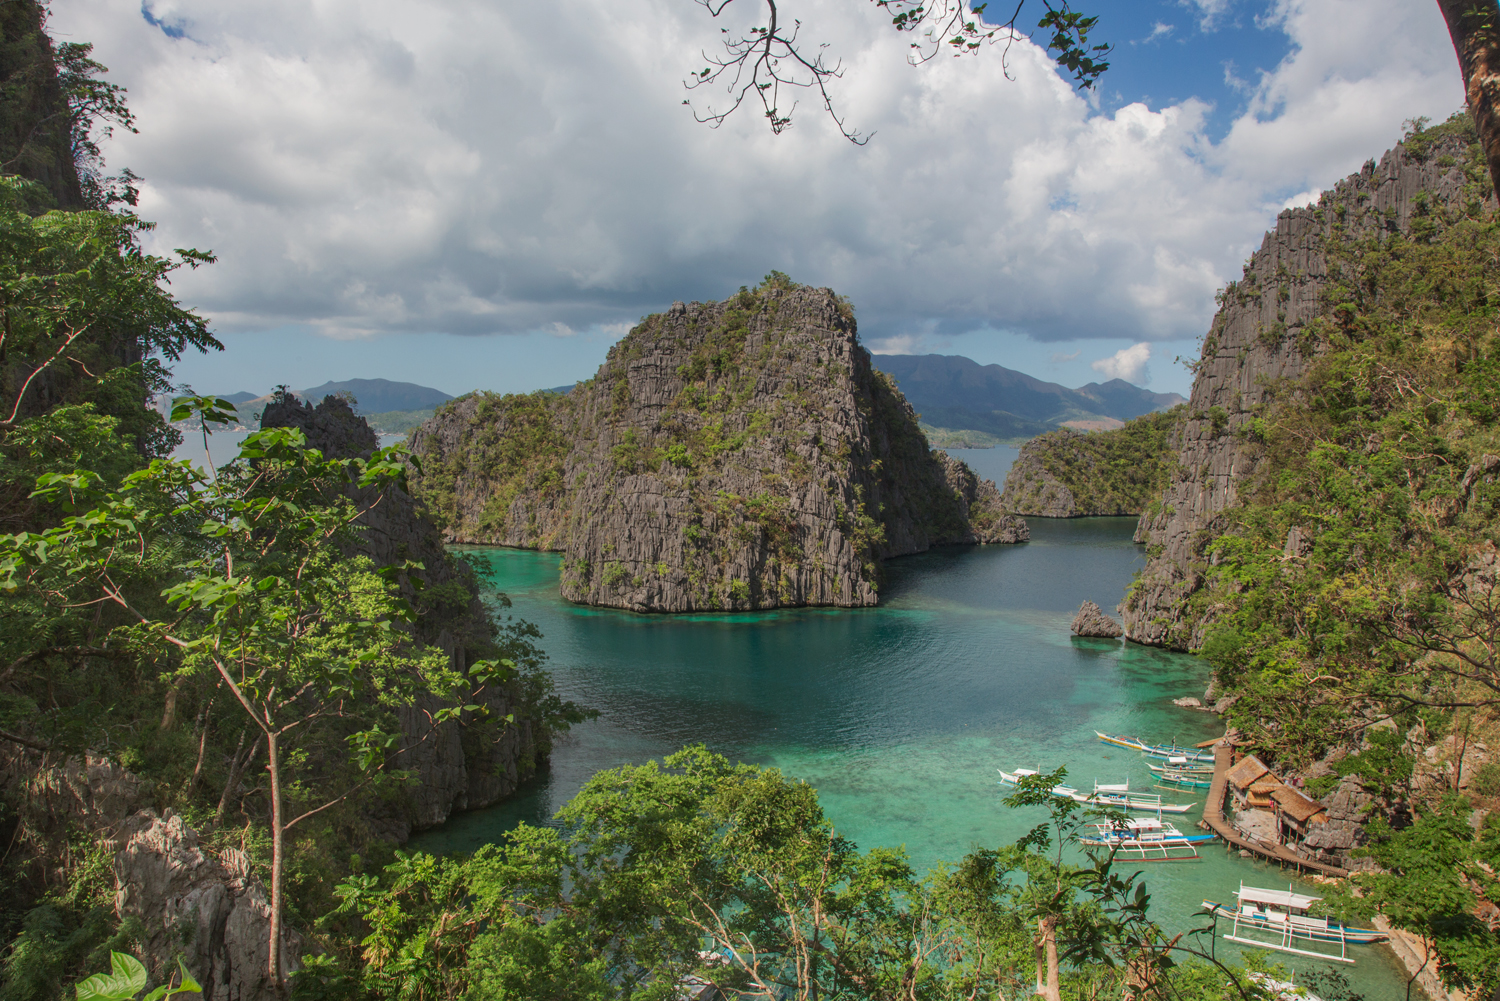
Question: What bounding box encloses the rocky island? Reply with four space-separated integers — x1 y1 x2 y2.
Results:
410 276 1026 612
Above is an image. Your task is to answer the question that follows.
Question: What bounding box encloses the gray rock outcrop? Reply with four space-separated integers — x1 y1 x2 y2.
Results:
411 284 1027 612
1123 133 1486 649
112 811 296 1001
1071 600 1124 638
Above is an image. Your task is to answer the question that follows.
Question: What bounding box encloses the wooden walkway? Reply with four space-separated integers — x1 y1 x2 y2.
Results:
1201 743 1349 878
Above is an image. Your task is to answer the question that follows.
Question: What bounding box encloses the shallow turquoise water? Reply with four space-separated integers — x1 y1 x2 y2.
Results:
412 459 1410 998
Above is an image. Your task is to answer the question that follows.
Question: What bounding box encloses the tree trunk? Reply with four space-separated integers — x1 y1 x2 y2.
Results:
267 730 284 988
214 729 257 826
160 682 179 730
1034 914 1062 1001
1438 0 1500 202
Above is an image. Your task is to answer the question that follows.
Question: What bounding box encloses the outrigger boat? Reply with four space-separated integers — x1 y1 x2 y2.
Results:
998 770 1196 814
1075 779 1196 814
1202 883 1387 964
1095 732 1216 764
1147 756 1214 775
1149 763 1213 789
1078 818 1212 861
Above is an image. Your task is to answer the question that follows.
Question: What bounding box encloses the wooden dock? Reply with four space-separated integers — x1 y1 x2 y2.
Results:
1201 743 1349 878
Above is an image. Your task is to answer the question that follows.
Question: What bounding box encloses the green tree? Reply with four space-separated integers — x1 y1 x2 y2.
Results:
1320 796 1500 1000
0 423 513 986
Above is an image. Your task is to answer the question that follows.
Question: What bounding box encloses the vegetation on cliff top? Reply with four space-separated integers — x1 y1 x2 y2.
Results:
1004 407 1183 516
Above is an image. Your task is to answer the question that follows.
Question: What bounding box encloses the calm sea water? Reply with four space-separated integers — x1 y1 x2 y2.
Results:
411 448 1410 999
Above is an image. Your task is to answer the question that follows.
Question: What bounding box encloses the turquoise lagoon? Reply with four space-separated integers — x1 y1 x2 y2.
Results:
411 447 1410 998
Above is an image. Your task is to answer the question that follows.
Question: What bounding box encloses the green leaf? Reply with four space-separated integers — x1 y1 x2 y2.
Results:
173 960 202 996
76 952 148 1001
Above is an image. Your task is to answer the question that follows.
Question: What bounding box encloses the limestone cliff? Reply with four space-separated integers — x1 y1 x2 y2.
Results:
260 396 549 836
411 281 1026 612
1123 130 1487 648
1000 409 1182 517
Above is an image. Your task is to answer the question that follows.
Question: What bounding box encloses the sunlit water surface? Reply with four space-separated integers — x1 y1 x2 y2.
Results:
393 447 1413 998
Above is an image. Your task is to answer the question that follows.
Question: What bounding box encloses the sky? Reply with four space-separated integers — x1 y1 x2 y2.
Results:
51 0 1465 399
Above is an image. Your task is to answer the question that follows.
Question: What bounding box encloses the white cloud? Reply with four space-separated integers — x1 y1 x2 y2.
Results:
1050 350 1081 363
1182 0 1234 31
48 0 1464 352
868 333 930 355
1282 188 1323 209
1143 22 1175 43
1092 343 1152 384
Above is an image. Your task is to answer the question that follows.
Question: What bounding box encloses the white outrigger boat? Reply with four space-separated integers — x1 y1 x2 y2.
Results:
1078 818 1213 861
997 770 1197 814
1095 731 1216 764
1147 755 1214 775
1148 762 1213 789
1203 884 1387 964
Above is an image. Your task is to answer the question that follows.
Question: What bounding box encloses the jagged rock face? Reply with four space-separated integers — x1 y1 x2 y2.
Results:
260 395 543 837
1003 434 1083 516
932 450 1029 544
112 811 298 1001
1123 135 1482 649
411 285 1026 612
1071 600 1123 638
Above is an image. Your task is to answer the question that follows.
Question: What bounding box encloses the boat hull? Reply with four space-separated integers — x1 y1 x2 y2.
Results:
1096 731 1215 764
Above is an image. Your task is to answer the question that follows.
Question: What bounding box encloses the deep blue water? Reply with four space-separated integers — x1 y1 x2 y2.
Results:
410 447 1410 997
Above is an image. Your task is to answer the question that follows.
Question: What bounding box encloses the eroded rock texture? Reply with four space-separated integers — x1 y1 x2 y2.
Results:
260 396 546 837
1123 135 1484 648
411 285 1026 612
112 811 296 1001
1071 600 1124 638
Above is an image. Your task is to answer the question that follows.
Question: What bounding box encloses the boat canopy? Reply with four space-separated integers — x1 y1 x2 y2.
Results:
1094 818 1168 832
1236 885 1321 910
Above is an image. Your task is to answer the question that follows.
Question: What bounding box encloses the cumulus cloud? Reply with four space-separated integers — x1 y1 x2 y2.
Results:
1092 343 1152 384
49 0 1463 348
868 334 929 356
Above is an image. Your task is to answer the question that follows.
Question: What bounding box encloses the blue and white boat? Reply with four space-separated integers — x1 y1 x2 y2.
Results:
1095 731 1216 764
1079 818 1213 861
1203 883 1386 964
997 770 1196 813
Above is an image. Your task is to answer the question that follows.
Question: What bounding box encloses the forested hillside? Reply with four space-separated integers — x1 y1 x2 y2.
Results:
0 9 584 999
1123 114 1500 995
999 408 1182 517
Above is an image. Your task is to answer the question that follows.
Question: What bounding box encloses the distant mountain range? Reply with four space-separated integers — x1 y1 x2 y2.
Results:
213 379 454 416
871 354 1184 443
202 357 1180 445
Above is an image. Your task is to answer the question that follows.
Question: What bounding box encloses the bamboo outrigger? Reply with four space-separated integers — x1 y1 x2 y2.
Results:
996 769 1196 813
